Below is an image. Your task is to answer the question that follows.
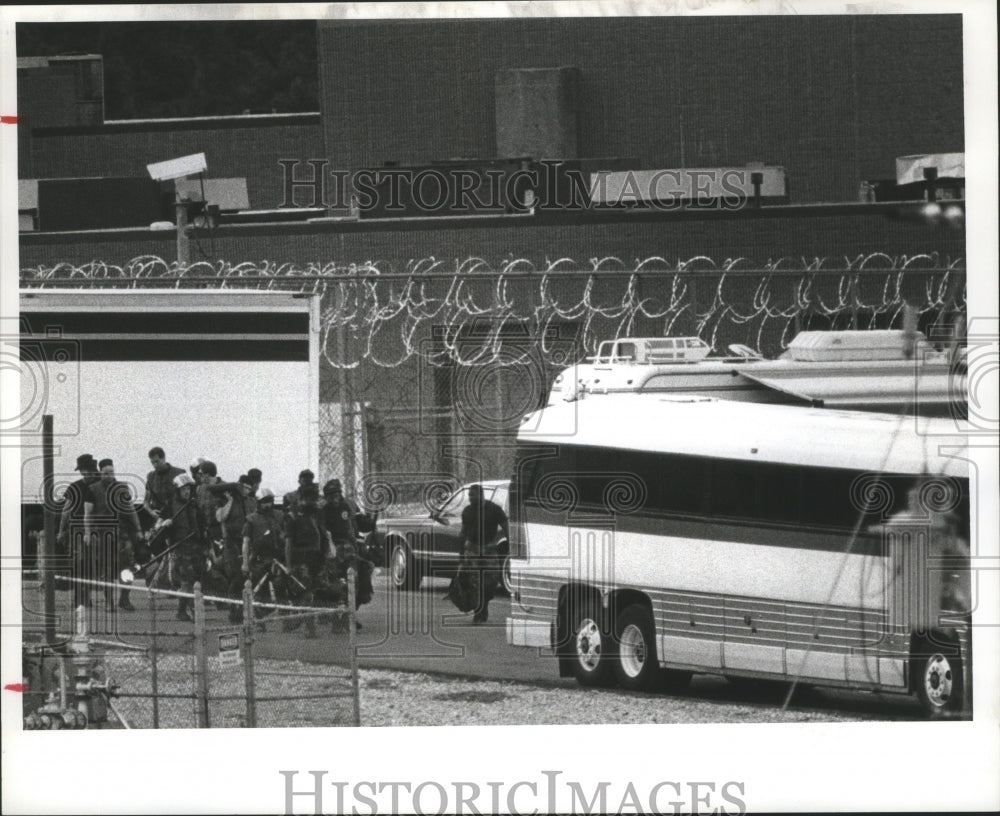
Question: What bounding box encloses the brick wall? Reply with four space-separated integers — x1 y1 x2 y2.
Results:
317 15 964 203
19 211 966 272
24 116 323 210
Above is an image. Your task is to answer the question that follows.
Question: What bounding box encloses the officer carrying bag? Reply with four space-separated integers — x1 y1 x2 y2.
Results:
445 566 480 613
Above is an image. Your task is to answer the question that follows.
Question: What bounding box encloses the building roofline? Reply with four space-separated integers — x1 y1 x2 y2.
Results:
30 112 321 136
18 200 966 247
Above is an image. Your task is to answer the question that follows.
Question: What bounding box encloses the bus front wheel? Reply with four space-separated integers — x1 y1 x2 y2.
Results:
568 603 615 687
913 643 964 718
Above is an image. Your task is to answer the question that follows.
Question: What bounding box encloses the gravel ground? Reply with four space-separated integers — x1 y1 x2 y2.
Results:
105 654 869 728
357 670 869 726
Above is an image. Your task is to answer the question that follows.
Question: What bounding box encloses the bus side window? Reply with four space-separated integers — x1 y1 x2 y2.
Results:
710 460 758 519
518 444 575 511
753 462 803 524
617 342 636 362
801 467 877 529
654 454 709 516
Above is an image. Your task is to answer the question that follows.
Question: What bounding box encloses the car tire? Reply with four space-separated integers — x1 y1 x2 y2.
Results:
567 600 615 687
614 603 661 691
389 540 421 591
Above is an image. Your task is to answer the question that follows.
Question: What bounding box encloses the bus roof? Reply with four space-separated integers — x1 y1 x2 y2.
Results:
520 394 968 477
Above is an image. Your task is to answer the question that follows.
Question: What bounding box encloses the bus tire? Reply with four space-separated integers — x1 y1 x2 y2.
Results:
389 540 421 591
614 603 660 691
500 553 514 598
568 601 615 687
913 638 964 718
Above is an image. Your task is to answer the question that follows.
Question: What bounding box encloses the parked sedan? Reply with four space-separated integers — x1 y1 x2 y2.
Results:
375 479 511 592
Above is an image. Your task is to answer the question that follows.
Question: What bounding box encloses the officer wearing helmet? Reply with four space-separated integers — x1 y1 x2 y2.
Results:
283 469 317 519
189 456 208 482
58 454 100 609
195 460 222 539
322 478 376 617
242 487 285 598
283 482 331 637
321 479 357 544
163 472 205 621
208 473 256 622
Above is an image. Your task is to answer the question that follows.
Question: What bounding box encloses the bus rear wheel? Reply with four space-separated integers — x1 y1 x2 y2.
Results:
914 644 964 718
614 604 660 691
568 602 615 687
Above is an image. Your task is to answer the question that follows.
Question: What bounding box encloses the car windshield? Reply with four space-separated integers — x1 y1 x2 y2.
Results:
492 485 509 511
437 488 468 517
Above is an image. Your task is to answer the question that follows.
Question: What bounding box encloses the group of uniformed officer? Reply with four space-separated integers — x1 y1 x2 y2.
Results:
59 449 376 633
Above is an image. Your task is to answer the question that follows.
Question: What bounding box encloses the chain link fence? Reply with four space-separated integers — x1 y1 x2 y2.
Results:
21 254 967 503
21 573 360 729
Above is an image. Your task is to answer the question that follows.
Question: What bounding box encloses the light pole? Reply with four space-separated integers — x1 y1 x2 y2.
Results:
146 153 208 265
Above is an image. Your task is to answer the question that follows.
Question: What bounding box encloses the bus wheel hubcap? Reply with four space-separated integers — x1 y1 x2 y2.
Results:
620 624 645 677
576 619 601 670
924 655 953 707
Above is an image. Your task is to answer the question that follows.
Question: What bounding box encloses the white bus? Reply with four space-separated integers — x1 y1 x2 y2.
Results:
505 394 972 718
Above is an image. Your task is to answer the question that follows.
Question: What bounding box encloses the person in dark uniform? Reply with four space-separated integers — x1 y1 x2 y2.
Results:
195 460 222 540
459 484 510 624
142 447 185 567
247 468 263 496
322 478 375 623
241 488 285 609
89 458 142 612
283 483 331 637
195 461 235 604
208 474 255 623
57 454 101 609
283 469 317 518
143 447 186 521
162 473 206 621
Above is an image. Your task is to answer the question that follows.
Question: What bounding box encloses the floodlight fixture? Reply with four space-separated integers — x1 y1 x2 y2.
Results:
145 152 208 264
146 152 208 182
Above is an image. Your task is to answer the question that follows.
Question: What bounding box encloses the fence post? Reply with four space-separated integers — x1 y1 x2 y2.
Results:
358 401 371 489
150 589 160 729
347 566 360 727
850 273 859 330
242 580 257 729
337 306 356 489
689 275 699 336
41 414 57 647
193 583 210 728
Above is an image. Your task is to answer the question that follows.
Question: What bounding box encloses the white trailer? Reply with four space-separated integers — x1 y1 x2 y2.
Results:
548 330 962 416
18 289 320 509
